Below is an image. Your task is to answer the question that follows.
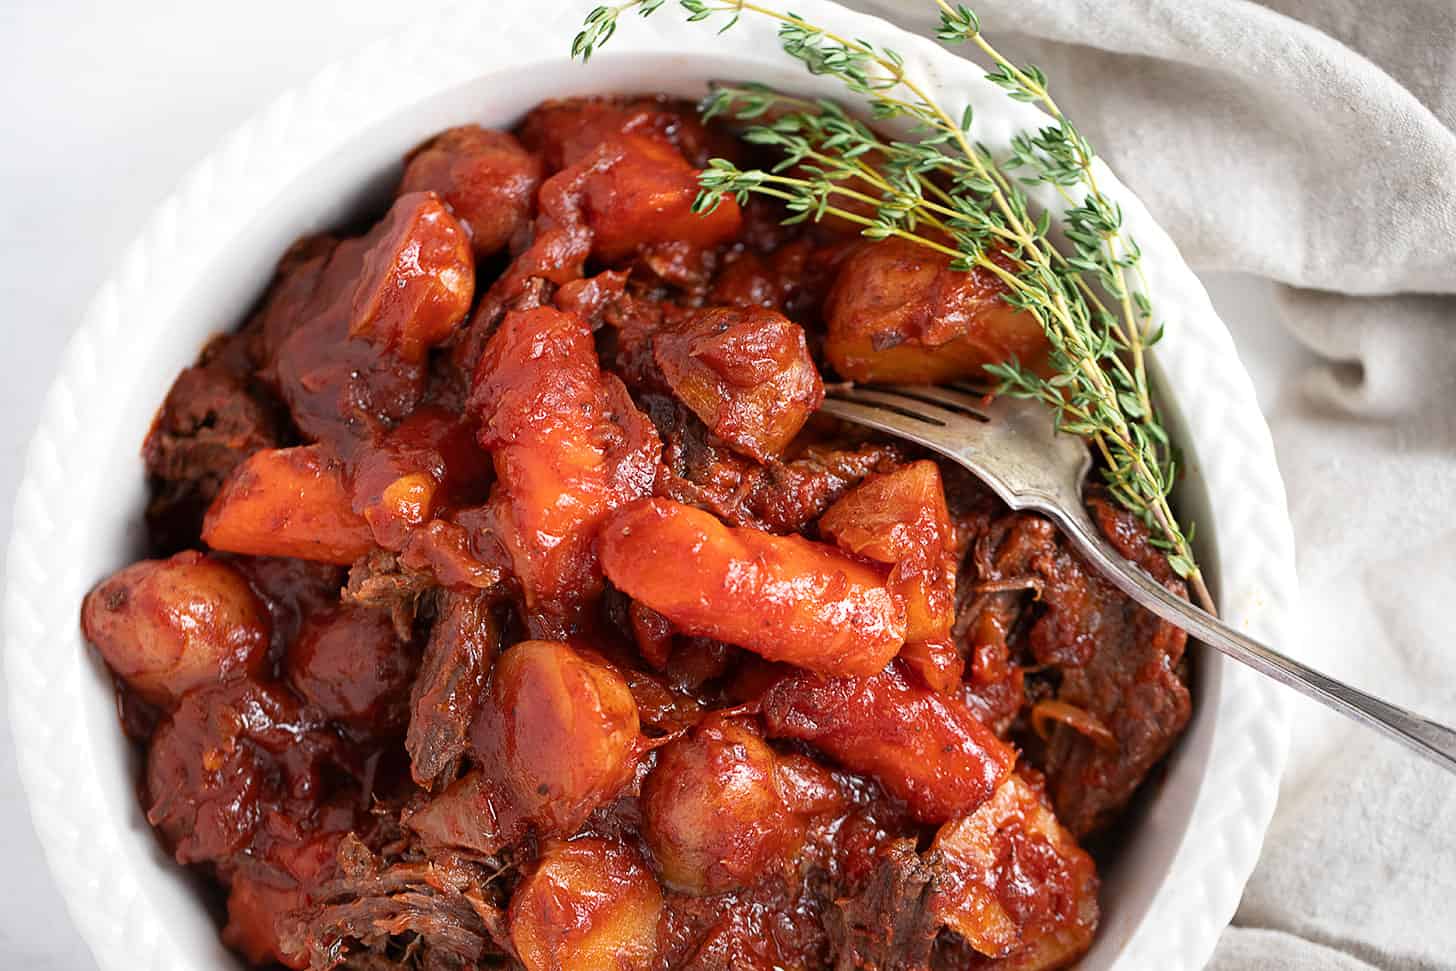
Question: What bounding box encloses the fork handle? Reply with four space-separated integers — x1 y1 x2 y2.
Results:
1049 507 1456 774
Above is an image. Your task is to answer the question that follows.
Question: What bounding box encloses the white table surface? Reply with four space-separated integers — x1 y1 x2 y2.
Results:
0 1 1307 966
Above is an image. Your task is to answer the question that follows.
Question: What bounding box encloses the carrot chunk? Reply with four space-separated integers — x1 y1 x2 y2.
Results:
600 497 905 676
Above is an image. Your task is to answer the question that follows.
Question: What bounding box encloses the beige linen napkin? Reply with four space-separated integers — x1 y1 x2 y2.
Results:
842 1 1456 966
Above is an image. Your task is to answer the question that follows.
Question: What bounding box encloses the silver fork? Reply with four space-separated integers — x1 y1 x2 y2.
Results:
822 383 1456 772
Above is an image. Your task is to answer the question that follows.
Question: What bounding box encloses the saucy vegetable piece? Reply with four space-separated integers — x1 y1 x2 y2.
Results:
144 679 344 865
601 497 906 676
820 460 957 642
348 407 488 551
928 772 1098 967
203 445 375 565
472 306 660 631
268 192 473 444
762 662 1016 823
472 639 642 832
346 191 474 365
641 715 808 895
822 237 1049 383
577 132 743 269
81 551 269 707
398 125 541 260
509 836 663 971
412 640 642 853
519 95 740 171
654 305 824 462
285 605 415 732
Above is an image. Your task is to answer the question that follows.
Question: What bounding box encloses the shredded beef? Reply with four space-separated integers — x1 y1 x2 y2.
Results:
645 394 902 533
285 834 511 970
1035 495 1191 836
825 840 938 971
344 551 436 641
406 591 500 788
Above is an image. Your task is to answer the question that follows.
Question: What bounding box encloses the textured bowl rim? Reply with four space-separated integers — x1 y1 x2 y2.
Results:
4 2 1297 969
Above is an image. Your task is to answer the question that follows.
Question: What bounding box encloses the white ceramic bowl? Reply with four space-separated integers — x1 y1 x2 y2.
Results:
4 2 1298 969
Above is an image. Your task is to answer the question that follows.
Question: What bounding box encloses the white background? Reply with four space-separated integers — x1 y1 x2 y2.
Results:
0 1 1307 966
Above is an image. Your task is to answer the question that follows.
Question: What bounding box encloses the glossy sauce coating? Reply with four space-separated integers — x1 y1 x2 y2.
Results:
144 679 344 865
641 715 808 895
80 551 269 706
509 837 664 971
763 662 1017 823
472 306 661 631
285 605 415 731
601 497 906 676
823 237 1049 383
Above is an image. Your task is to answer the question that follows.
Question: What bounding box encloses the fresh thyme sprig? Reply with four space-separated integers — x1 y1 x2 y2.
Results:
570 0 1214 612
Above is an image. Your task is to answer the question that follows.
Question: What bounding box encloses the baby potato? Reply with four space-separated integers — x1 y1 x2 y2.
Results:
285 605 415 732
822 237 1048 383
762 662 1016 823
399 125 542 260
579 133 742 265
641 715 805 894
654 306 824 463
203 445 375 565
509 837 663 971
600 498 905 677
81 551 269 707
928 772 1098 964
471 640 642 835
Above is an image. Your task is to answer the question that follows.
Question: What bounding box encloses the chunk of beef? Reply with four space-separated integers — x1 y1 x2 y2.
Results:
657 878 831 971
144 679 352 865
144 362 282 552
644 394 903 534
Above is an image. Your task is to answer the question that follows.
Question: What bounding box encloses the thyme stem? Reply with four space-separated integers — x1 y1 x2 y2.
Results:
572 0 1213 611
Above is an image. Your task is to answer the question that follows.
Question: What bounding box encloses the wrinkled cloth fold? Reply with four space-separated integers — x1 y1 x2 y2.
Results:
841 1 1456 967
